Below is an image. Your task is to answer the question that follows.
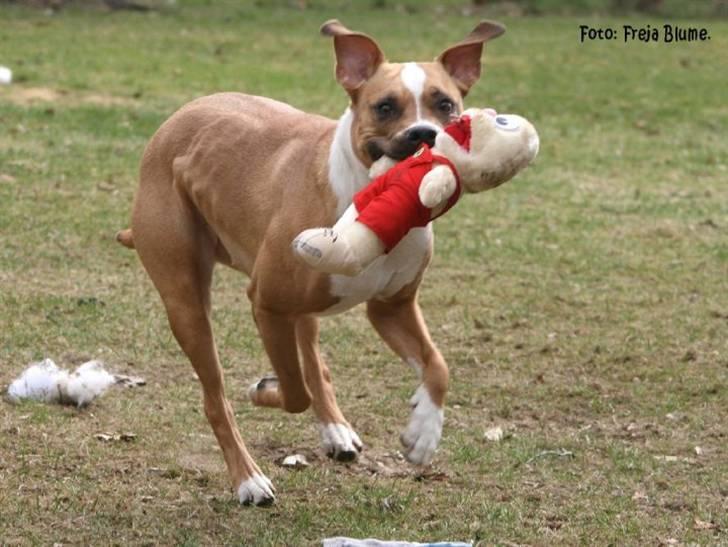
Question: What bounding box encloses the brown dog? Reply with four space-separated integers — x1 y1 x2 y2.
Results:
117 19 504 505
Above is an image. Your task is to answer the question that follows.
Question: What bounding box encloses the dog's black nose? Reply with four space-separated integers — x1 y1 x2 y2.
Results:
404 126 437 147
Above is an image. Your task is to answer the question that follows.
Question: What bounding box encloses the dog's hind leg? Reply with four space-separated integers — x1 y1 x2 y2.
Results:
296 315 362 461
367 295 449 466
132 186 274 506
115 228 135 249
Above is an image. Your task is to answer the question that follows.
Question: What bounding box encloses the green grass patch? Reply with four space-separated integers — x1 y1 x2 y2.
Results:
1 2 727 545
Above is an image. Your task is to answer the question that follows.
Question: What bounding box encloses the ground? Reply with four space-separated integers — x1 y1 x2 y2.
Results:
0 2 726 545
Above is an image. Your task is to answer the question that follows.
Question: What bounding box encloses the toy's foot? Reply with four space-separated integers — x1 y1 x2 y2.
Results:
292 228 362 276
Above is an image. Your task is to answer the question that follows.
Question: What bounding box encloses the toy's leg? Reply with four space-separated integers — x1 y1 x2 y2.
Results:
293 223 384 276
292 204 385 276
367 295 448 465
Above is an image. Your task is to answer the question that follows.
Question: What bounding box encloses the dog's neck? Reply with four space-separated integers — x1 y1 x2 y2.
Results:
328 107 371 217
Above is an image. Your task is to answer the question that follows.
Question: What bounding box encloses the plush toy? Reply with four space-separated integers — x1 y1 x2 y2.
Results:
292 108 539 276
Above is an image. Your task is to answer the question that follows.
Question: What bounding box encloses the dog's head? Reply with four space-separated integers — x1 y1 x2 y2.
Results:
321 19 505 167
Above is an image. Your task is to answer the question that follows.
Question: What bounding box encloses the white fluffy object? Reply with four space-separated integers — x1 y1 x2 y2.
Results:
7 358 116 407
0 66 12 85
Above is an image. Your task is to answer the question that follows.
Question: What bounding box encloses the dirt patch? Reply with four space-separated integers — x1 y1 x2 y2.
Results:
1 85 137 107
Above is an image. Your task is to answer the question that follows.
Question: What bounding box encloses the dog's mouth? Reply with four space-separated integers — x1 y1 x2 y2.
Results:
366 130 437 162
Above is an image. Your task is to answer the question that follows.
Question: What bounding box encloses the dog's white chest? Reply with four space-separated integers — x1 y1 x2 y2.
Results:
322 226 432 315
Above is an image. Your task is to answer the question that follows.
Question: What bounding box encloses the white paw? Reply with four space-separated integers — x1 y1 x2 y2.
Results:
237 473 275 506
319 423 363 462
400 385 443 465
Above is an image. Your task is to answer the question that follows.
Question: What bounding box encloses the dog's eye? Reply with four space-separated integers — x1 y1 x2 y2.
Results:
438 99 455 115
374 100 395 119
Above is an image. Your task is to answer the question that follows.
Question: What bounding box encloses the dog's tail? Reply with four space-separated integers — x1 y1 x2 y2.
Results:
115 228 135 249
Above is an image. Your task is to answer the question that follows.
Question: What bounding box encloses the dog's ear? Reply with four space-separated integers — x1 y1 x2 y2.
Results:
321 19 385 97
436 20 505 97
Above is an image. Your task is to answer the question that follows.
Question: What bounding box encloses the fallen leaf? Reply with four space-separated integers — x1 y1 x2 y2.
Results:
632 490 649 503
694 518 719 531
374 461 398 477
699 219 719 229
95 432 137 442
0 174 16 184
114 374 146 387
654 455 697 464
414 470 449 482
96 181 116 192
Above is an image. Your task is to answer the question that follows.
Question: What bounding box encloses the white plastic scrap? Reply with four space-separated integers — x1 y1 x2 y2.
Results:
7 358 116 407
281 454 309 468
484 426 504 442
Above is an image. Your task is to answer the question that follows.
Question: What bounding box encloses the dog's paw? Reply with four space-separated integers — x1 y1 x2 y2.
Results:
400 385 443 465
248 375 282 408
319 423 363 462
237 473 275 506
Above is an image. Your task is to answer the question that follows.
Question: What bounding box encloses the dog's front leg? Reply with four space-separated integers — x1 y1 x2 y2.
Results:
367 296 448 465
250 306 312 414
296 315 363 461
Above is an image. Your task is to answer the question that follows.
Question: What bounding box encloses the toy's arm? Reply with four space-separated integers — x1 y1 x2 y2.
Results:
419 165 457 208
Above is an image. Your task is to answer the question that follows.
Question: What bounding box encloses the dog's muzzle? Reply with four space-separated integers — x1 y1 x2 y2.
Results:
367 125 438 161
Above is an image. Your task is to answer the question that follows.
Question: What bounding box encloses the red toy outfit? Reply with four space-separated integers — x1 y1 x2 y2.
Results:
353 145 462 252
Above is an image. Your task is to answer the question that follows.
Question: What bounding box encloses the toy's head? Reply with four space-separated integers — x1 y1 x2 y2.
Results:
434 108 539 193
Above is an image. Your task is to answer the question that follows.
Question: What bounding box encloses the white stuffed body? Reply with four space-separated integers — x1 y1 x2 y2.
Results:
292 108 539 276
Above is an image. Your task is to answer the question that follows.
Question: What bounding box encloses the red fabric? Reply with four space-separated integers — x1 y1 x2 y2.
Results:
353 145 462 252
443 115 472 151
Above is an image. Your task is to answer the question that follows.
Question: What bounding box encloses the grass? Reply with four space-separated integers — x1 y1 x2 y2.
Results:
1 1 727 545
